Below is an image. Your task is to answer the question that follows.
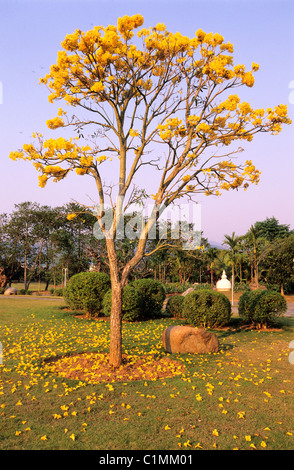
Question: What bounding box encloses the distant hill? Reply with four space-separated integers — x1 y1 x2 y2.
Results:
208 240 224 249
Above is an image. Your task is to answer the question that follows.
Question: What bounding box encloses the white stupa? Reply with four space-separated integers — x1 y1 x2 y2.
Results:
216 270 231 291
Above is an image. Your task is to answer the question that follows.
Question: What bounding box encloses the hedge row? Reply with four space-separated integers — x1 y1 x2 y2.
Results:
166 288 287 328
64 272 288 327
64 272 165 321
102 279 166 321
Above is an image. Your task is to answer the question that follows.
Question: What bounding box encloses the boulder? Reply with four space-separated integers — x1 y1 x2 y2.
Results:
162 325 219 354
4 287 17 296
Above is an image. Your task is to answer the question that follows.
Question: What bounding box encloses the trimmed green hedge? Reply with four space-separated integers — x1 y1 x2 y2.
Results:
64 271 111 316
165 295 184 318
182 289 231 328
238 289 287 327
130 278 165 319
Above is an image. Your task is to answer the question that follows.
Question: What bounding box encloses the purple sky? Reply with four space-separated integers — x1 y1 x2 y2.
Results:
1 0 293 244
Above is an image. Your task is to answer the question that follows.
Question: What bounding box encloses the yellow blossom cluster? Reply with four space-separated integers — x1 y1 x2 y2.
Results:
38 14 264 111
9 135 98 188
46 117 65 129
10 14 292 201
157 117 187 141
198 158 261 195
117 14 144 40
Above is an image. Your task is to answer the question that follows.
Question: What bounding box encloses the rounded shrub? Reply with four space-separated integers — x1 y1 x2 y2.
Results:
182 289 231 328
238 289 265 323
64 271 111 317
253 290 287 327
131 278 166 319
102 284 144 322
165 295 184 318
238 289 287 327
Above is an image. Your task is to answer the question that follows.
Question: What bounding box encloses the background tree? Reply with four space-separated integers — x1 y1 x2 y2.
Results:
254 216 292 242
0 213 22 285
5 202 43 290
263 234 294 295
10 15 291 366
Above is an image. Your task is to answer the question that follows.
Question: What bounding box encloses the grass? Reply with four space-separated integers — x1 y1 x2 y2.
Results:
10 282 54 292
0 296 294 450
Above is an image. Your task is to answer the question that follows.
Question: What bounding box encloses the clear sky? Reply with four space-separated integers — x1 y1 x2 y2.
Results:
0 0 293 244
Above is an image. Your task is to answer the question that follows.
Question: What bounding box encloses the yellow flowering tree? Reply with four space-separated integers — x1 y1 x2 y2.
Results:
10 15 291 367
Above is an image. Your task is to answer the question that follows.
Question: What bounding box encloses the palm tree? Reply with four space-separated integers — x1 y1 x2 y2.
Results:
205 247 219 287
223 232 242 305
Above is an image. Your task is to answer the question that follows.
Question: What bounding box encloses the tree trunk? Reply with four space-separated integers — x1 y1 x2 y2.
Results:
109 281 123 368
107 238 123 368
24 249 28 290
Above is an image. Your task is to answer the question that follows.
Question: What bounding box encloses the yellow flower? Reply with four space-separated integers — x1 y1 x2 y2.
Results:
182 175 191 183
75 168 87 175
46 117 65 129
129 129 139 137
38 174 48 188
67 213 77 221
212 429 219 436
40 435 48 440
90 81 105 93
242 72 255 87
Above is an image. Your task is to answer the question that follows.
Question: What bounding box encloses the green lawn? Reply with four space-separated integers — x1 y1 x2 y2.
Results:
0 297 294 450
